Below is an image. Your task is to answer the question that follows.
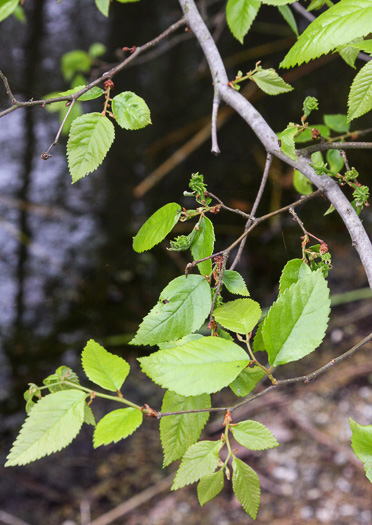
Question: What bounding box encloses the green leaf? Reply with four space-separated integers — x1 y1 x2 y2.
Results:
231 420 279 450
213 298 261 334
138 336 249 396
60 101 82 136
132 203 181 253
262 270 330 366
93 408 142 447
171 440 223 490
24 384 41 414
116 0 141 3
43 366 80 393
95 0 110 16
58 85 104 101
226 0 261 44
232 458 260 519
339 44 360 68
279 259 312 294
278 5 299 37
190 217 215 276
222 270 250 296
89 43 107 58
280 0 372 68
5 390 86 467
61 50 92 81
197 470 224 506
158 333 203 350
82 339 130 391
12 3 24 23
251 68 293 95
160 391 211 466
323 114 350 133
0 0 19 23
350 39 372 54
84 404 96 426
294 124 330 143
278 125 298 160
326 149 344 173
293 170 313 195
130 275 211 346
67 112 115 183
229 366 266 397
350 418 372 482
112 91 151 130
261 0 296 4
347 60 372 121
252 319 265 352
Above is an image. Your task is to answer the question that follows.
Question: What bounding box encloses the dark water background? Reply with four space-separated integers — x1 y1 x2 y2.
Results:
0 1 371 522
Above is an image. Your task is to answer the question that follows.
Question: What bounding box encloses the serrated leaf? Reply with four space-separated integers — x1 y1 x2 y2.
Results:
281 0 372 68
95 0 110 16
0 0 18 22
67 112 115 183
43 366 80 393
350 418 372 483
84 404 96 426
294 124 330 143
171 440 223 490
232 458 260 519
251 68 293 95
82 339 130 391
158 333 203 350
93 408 143 448
326 149 344 173
350 39 372 54
278 125 298 160
190 217 215 276
222 270 250 296
214 298 261 334
347 60 372 121
293 170 313 195
58 85 104 101
323 113 350 133
197 470 224 506
278 4 299 36
262 270 330 366
226 0 261 44
133 203 181 253
5 390 86 467
60 102 82 136
279 259 312 294
130 275 211 346
112 91 151 130
252 319 265 352
339 44 360 68
138 336 249 396
160 391 211 466
231 420 279 450
230 366 266 396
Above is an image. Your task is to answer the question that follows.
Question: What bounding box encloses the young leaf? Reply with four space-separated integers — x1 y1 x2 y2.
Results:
277 5 299 37
138 336 249 396
116 0 141 3
262 270 330 366
88 43 107 58
279 258 311 294
280 0 372 68
67 112 115 183
0 0 19 23
158 333 203 350
222 270 250 296
160 391 211 466
326 149 344 173
213 298 261 334
293 170 313 195
232 458 260 519
197 470 224 506
350 418 372 482
350 39 372 54
294 124 330 143
82 339 130 391
190 216 215 276
171 440 223 490
261 0 296 4
347 60 372 121
93 408 143 447
84 404 96 426
5 390 86 467
132 202 181 253
252 319 265 352
339 44 360 68
251 68 293 95
130 275 211 346
229 366 266 397
231 420 279 450
226 0 260 44
61 50 92 81
95 0 110 17
58 85 104 101
43 365 80 393
112 91 151 130
278 125 298 160
323 114 350 133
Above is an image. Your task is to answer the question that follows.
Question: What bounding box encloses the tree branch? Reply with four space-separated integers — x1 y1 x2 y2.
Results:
178 0 372 291
299 141 372 156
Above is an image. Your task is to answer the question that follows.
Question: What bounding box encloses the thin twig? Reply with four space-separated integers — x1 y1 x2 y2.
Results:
41 99 76 159
211 87 221 154
157 331 372 418
0 17 187 120
0 71 18 104
230 152 272 270
209 252 228 323
206 191 251 219
299 141 372 156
